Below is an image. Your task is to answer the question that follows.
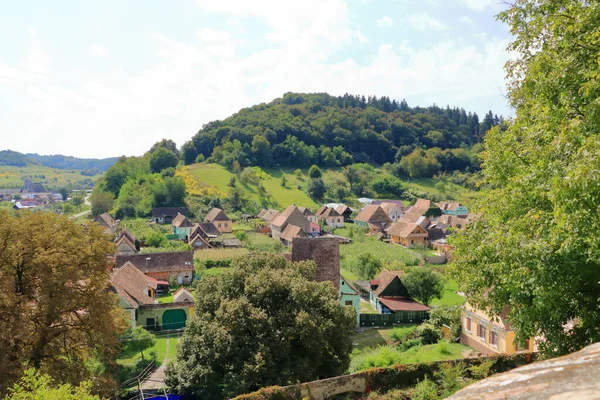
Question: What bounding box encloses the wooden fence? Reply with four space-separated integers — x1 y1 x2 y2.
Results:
359 311 429 327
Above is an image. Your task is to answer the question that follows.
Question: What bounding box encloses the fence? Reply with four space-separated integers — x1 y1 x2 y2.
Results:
359 311 429 327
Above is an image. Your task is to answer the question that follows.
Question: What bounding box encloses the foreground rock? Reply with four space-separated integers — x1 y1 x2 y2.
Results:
449 343 600 399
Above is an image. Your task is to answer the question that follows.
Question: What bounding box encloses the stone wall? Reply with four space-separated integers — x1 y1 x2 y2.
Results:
234 353 537 400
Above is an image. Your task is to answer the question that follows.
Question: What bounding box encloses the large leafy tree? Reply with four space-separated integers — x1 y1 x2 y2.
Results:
403 268 444 306
451 0 600 356
165 253 355 399
0 211 127 396
149 147 178 173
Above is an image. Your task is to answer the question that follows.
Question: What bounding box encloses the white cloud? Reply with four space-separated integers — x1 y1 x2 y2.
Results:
462 0 494 11
458 16 474 24
408 12 447 31
355 28 369 43
0 0 512 158
88 45 107 57
376 16 394 28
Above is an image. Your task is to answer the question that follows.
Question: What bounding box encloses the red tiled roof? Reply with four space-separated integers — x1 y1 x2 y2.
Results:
378 296 431 312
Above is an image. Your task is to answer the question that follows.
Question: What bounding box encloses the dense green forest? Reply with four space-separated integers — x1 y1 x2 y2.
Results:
0 149 118 171
182 92 503 178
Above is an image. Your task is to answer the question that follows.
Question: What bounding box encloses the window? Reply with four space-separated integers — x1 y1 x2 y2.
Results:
466 317 472 332
478 324 486 341
218 223 222 228
345 300 353 306
490 331 498 347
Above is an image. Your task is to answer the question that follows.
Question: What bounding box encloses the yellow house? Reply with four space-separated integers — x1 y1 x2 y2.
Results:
461 303 535 355
385 221 429 248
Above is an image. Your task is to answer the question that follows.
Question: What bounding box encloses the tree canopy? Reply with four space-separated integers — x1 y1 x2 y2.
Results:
184 92 500 175
0 210 126 396
403 268 444 306
165 253 355 399
5 369 102 400
451 0 600 356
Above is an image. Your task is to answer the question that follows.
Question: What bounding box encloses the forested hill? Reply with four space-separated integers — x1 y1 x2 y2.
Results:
181 92 503 174
0 149 118 171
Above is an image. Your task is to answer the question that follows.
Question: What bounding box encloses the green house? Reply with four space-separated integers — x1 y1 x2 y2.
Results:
340 276 360 325
172 213 194 239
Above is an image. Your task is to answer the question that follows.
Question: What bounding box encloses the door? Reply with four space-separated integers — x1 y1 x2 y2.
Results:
146 318 155 330
162 309 187 330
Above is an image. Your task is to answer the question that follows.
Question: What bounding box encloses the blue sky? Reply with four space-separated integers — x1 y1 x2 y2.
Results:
0 0 512 158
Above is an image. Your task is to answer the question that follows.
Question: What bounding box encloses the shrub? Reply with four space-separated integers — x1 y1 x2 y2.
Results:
417 323 441 345
398 338 422 352
235 231 248 241
412 377 439 400
468 359 495 380
436 362 466 397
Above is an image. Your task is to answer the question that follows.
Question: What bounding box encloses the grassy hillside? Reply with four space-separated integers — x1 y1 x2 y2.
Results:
0 164 103 190
178 163 478 210
178 163 320 208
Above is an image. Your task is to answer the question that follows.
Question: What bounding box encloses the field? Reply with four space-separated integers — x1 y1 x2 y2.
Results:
0 164 102 190
194 247 249 261
333 227 422 271
405 178 478 204
178 163 319 208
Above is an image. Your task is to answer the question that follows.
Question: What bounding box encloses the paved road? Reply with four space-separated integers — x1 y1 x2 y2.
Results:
69 195 91 220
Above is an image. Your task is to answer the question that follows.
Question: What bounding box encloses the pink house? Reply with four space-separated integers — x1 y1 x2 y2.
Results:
308 221 321 237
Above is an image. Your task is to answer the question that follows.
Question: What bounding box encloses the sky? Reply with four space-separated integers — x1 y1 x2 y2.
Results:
0 0 513 159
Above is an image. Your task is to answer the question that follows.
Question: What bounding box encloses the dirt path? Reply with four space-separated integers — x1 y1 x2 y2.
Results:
141 332 180 390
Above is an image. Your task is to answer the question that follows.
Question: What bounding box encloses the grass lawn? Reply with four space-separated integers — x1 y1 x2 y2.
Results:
431 280 465 307
349 341 470 372
400 342 470 364
117 333 180 367
244 232 286 253
200 267 230 277
156 293 174 303
0 164 102 190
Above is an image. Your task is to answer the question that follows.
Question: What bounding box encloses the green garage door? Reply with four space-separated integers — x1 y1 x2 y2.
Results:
162 309 187 330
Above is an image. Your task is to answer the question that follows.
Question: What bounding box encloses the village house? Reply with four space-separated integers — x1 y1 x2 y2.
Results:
94 213 118 235
386 220 429 248
461 303 536 355
204 207 232 233
316 205 345 228
279 224 307 246
188 231 212 249
341 276 361 324
354 204 393 234
406 199 442 218
270 205 309 241
111 262 194 330
336 205 353 222
399 212 431 229
379 201 405 222
257 209 280 234
114 228 139 255
355 269 430 322
109 261 156 327
308 221 321 237
115 250 194 285
297 206 317 223
430 214 468 232
171 213 194 239
291 237 361 323
437 201 469 217
223 238 243 248
152 207 187 224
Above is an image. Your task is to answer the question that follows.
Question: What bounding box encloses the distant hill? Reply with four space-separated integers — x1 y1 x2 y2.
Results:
183 92 502 173
0 150 118 171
